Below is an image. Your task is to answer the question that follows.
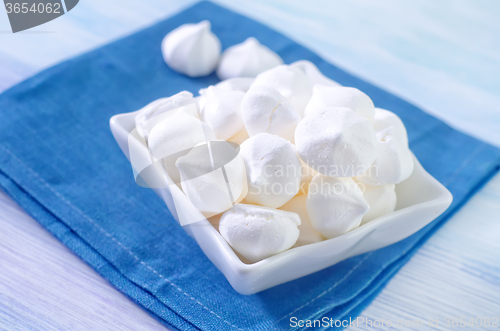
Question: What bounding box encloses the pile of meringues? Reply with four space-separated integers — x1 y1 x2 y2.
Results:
137 21 414 263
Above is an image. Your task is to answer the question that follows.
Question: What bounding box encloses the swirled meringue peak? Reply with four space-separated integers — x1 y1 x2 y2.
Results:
216 37 283 80
161 20 221 77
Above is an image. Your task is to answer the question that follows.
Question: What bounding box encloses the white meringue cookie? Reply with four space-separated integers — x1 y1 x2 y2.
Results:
199 86 245 140
176 140 246 217
135 91 197 143
161 20 221 77
280 195 323 246
240 133 302 208
240 85 301 142
356 127 414 185
290 60 340 87
216 37 283 80
148 110 217 183
355 181 397 225
304 85 375 120
251 65 312 115
373 108 409 146
295 107 378 177
307 175 369 239
219 203 300 263
198 78 254 97
214 77 255 93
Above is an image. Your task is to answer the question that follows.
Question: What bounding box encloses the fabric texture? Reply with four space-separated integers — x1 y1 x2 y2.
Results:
0 2 499 330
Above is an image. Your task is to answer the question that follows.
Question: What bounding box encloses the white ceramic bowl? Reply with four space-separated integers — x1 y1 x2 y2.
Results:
110 109 452 295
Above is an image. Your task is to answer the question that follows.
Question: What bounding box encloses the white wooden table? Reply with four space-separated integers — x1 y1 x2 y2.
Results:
1 1 499 330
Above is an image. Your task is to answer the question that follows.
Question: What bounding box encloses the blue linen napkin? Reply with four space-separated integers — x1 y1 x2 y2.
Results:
0 1 499 330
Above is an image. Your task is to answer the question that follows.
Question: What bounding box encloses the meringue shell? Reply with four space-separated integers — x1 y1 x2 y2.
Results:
162 20 221 77
290 60 340 87
251 65 313 116
216 37 283 80
356 127 414 185
306 175 369 239
199 86 245 140
304 85 375 120
373 107 409 147
240 85 301 143
219 203 300 263
295 107 378 177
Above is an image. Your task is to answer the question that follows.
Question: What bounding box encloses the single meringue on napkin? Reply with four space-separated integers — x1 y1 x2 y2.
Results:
148 110 217 183
355 181 397 225
240 133 302 208
373 107 409 147
304 85 375 120
216 37 283 80
295 107 378 178
240 85 301 142
307 174 369 239
251 65 312 115
357 127 414 185
176 140 247 217
290 60 340 87
280 195 323 246
161 20 221 77
219 203 300 263
199 86 245 140
134 91 197 143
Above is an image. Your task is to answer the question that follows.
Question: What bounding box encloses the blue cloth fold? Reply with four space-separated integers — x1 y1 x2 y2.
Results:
0 1 499 330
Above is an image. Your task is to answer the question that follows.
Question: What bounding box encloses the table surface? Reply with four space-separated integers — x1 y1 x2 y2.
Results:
1 1 499 330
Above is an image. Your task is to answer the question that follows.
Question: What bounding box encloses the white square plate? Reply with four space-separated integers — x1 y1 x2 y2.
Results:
110 109 452 295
